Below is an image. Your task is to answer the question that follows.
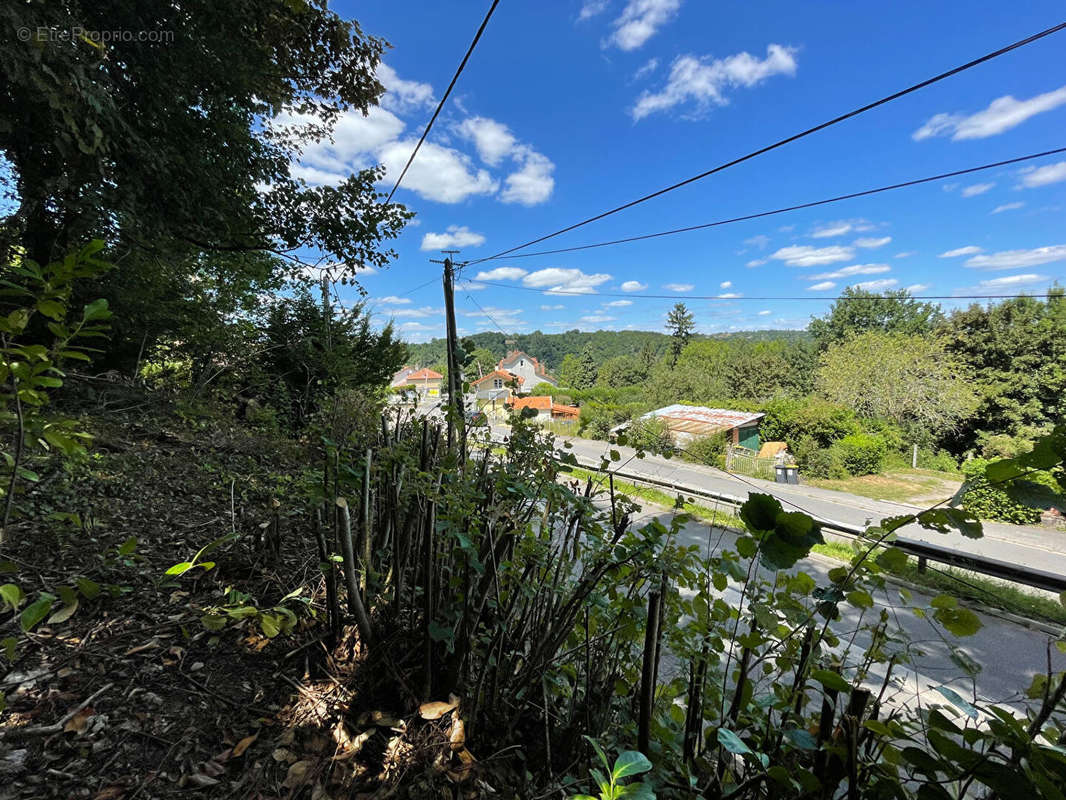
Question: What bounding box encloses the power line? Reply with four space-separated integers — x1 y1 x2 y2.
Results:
466 146 1066 262
466 280 1064 303
465 292 513 336
384 0 501 204
473 21 1066 263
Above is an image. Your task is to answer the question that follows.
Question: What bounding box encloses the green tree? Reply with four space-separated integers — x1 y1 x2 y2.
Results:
940 290 1066 450
816 331 977 437
666 302 695 365
573 343 599 389
596 355 640 388
809 288 944 350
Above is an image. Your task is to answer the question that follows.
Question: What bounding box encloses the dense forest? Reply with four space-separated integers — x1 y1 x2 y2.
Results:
1 2 1064 799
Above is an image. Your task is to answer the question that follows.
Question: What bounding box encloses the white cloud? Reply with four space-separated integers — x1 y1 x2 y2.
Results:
716 292 742 298
758 309 771 315
500 148 555 205
854 236 892 249
808 281 836 291
771 245 854 267
378 139 497 203
631 44 797 120
604 299 634 307
974 273 1049 290
474 266 528 281
904 284 930 293
580 313 617 324
810 263 891 280
290 164 348 185
540 304 565 310
744 235 770 249
991 202 1025 214
746 258 767 268
282 106 405 182
664 282 694 292
456 280 486 291
607 0 681 51
939 245 982 258
456 117 517 166
810 219 874 239
1018 161 1066 189
960 182 995 197
420 225 486 251
965 245 1066 270
895 251 917 258
462 306 525 329
719 280 732 288
524 268 612 294
578 0 610 21
377 63 435 114
389 306 440 318
851 278 898 291
398 321 439 331
634 58 659 80
620 280 647 291
913 86 1066 141
376 296 412 305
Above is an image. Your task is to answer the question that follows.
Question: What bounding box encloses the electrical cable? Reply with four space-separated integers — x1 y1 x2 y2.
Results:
466 146 1066 263
384 0 501 204
474 21 1066 263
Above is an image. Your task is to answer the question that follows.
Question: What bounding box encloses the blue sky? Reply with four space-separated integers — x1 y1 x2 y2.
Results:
304 1 1066 342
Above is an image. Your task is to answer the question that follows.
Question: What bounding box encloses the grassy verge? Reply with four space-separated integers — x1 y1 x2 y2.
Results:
568 466 1066 627
567 466 745 530
806 469 961 504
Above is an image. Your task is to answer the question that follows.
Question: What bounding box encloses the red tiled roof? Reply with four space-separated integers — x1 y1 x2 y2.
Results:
472 369 523 386
406 368 443 381
507 395 552 410
497 350 555 381
551 403 580 418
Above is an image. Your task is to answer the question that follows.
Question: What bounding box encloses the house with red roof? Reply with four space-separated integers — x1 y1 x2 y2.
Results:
496 351 557 395
507 394 580 424
399 367 444 397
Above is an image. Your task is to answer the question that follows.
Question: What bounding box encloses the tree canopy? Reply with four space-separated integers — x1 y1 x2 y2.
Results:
808 288 944 350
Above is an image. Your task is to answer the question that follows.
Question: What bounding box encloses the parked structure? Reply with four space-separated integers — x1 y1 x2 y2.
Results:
507 395 580 424
496 351 556 394
399 367 444 397
629 404 764 448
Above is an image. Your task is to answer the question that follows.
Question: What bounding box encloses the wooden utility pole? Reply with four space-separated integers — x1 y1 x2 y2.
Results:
433 252 465 452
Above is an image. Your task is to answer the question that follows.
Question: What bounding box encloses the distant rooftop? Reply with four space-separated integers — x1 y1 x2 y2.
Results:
641 404 764 435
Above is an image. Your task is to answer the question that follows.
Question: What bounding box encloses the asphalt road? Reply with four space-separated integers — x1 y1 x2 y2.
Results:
635 505 1066 713
545 432 1066 578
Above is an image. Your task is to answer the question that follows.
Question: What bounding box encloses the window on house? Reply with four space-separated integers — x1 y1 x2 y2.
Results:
493 379 502 389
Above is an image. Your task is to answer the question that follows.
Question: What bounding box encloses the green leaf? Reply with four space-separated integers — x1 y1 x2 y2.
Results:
784 728 818 751
735 536 757 559
846 590 873 609
875 546 908 572
2 637 16 662
583 736 611 772
201 613 227 631
933 605 982 638
81 298 111 322
936 686 979 719
810 669 851 693
259 613 280 638
36 299 64 320
0 583 24 610
20 593 55 631
76 578 101 599
47 599 78 625
717 727 752 755
612 750 652 781
117 537 138 556
165 562 194 576
1025 674 1048 701
740 493 782 532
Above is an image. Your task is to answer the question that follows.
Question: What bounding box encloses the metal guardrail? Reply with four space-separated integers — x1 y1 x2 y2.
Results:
570 456 1066 595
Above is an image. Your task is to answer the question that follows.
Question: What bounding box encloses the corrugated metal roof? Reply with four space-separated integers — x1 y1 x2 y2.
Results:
641 404 763 435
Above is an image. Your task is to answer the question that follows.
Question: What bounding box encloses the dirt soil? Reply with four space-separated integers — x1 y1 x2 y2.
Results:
0 401 485 799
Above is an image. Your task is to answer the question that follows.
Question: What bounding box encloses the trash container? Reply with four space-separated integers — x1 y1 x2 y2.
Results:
774 464 788 484
784 465 799 484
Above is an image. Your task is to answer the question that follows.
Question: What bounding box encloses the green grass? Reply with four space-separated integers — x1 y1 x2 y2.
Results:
807 469 962 504
567 467 745 530
565 466 1066 627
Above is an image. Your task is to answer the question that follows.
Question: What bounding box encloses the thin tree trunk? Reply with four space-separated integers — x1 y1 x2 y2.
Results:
336 498 372 646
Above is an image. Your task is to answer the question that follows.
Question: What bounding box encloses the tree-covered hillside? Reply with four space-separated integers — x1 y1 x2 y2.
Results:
404 327 811 371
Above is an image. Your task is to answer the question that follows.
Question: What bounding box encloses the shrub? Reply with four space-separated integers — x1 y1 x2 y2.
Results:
801 446 847 479
959 458 1043 524
683 432 726 469
759 396 859 449
625 416 673 456
976 432 1033 460
831 433 887 476
919 448 959 473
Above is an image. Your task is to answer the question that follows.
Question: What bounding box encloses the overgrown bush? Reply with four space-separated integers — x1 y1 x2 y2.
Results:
919 448 960 473
831 433 887 475
759 395 859 449
578 401 639 440
960 458 1044 524
681 432 726 468
800 445 848 479
624 416 673 456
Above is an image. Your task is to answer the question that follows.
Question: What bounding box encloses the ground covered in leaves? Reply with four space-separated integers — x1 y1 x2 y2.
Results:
0 398 490 799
